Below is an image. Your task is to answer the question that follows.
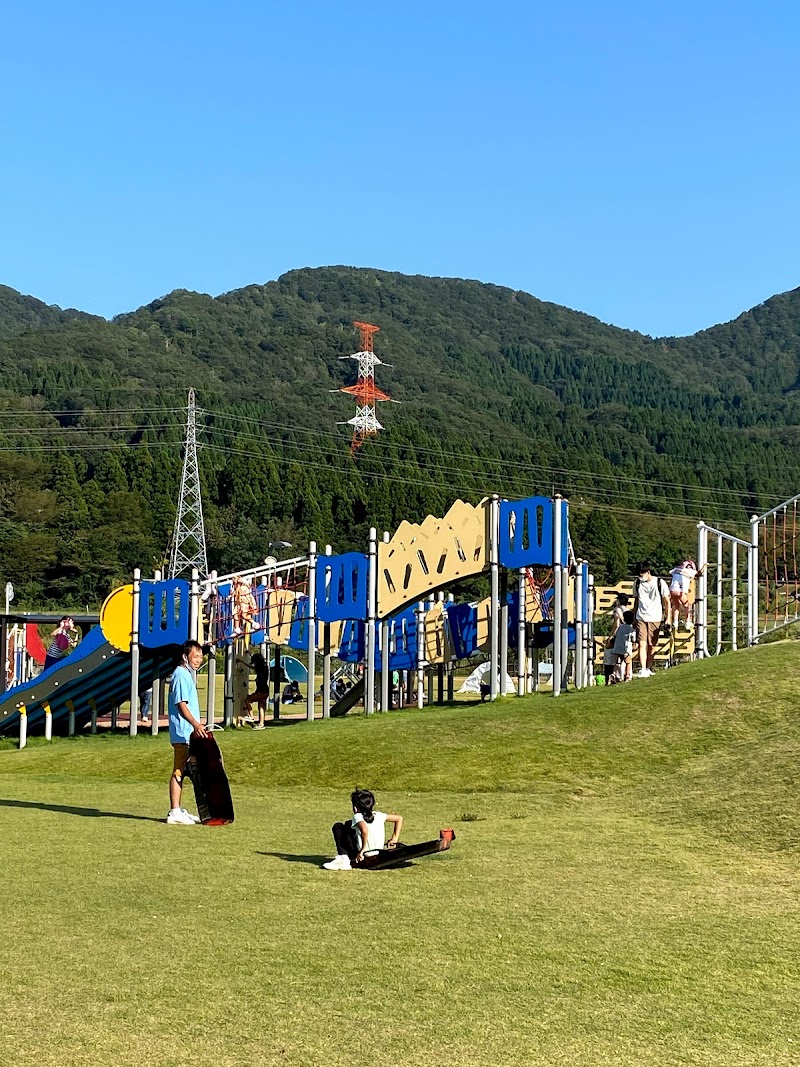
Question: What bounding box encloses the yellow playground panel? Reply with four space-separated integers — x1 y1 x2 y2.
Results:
593 581 695 668
422 602 453 665
100 584 134 652
378 499 488 618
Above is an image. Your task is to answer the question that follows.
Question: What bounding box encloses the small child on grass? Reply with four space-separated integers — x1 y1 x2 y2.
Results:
323 789 404 871
611 609 636 682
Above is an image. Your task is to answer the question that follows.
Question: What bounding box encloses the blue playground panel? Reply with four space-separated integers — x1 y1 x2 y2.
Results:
139 579 191 648
446 602 479 660
375 605 419 672
338 619 365 663
316 552 369 623
287 595 319 651
498 496 569 569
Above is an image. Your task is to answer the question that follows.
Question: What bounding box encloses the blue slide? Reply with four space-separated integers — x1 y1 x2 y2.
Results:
0 626 180 737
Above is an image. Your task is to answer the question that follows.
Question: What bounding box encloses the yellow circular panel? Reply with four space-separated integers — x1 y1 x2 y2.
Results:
100 585 134 652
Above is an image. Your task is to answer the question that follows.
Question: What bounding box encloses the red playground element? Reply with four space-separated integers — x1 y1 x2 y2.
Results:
337 321 394 452
26 624 46 665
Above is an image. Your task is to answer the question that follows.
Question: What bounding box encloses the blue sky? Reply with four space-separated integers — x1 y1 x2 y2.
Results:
1 0 798 336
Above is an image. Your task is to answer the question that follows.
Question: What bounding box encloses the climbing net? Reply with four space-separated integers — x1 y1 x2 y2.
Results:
525 566 554 622
759 494 800 637
211 562 309 646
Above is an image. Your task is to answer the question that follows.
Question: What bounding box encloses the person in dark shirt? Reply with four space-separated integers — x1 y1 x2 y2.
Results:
245 652 271 729
282 680 301 704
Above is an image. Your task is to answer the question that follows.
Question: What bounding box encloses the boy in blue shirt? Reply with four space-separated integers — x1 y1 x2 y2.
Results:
166 640 208 825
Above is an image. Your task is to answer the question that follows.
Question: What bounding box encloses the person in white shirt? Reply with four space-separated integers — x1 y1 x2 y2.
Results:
668 559 705 632
633 562 670 678
323 789 404 871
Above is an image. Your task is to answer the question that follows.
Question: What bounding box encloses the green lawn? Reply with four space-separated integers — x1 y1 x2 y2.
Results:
0 645 798 1066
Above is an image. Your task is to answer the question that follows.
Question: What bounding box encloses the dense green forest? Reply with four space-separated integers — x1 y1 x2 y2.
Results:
1 267 799 609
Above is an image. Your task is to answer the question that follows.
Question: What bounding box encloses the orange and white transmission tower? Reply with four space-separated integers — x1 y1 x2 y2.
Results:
336 321 393 451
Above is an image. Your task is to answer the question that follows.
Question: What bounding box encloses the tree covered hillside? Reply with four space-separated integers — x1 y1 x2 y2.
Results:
1 266 799 609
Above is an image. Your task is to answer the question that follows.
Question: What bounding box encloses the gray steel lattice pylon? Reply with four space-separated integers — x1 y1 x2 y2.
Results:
168 388 209 579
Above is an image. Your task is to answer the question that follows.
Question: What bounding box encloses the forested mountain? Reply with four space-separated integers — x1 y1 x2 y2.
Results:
0 286 99 340
1 266 800 610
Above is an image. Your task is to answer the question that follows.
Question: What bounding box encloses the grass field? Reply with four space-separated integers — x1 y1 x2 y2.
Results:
0 644 798 1066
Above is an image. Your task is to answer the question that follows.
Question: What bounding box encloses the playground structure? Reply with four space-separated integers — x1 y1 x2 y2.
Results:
0 493 598 742
3 488 800 745
694 492 800 657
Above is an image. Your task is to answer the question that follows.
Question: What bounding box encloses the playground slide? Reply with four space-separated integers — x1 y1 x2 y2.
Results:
0 626 179 737
329 677 365 718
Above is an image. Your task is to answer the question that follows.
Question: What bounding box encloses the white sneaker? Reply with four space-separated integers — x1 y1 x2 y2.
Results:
181 808 201 823
322 855 352 870
166 808 197 825
685 620 694 632
636 668 652 679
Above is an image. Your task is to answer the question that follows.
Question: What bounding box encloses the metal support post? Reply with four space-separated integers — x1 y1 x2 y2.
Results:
129 567 141 736
224 642 234 727
365 527 378 715
748 514 759 645
306 542 317 723
517 569 527 696
574 562 584 690
205 648 215 729
561 567 570 690
202 569 217 729
499 569 508 696
489 495 500 701
552 496 563 696
271 645 281 722
587 573 595 684
380 532 391 712
67 700 75 737
89 698 97 734
189 568 200 643
696 522 708 658
731 542 738 651
19 705 27 749
322 545 332 719
716 533 724 655
416 601 425 709
44 701 52 741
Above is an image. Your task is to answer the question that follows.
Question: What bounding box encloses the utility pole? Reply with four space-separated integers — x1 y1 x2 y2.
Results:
336 322 393 452
168 389 209 579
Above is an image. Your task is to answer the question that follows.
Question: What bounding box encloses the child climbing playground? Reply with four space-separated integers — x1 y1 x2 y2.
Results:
231 575 259 637
323 789 404 870
43 616 79 671
668 559 705 632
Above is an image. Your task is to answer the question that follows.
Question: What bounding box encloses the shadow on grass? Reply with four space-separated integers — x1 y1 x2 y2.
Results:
256 851 329 865
256 851 415 870
0 798 163 822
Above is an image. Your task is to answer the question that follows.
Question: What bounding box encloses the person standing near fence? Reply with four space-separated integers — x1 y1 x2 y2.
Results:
633 562 670 678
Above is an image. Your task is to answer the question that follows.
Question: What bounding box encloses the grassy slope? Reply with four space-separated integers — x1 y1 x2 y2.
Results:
0 645 798 1066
